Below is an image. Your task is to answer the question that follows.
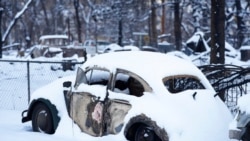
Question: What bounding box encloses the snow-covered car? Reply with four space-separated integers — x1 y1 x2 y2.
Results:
29 35 86 71
141 46 160 52
229 94 250 141
21 51 232 141
84 40 110 55
104 44 140 53
30 35 86 59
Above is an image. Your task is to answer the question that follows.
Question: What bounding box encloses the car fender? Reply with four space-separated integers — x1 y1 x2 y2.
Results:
22 98 60 131
124 114 169 141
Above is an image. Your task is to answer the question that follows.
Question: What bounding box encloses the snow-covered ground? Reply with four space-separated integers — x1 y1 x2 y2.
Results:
0 109 133 141
0 110 83 141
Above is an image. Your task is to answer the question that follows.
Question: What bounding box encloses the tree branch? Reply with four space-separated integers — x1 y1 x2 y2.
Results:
2 0 33 43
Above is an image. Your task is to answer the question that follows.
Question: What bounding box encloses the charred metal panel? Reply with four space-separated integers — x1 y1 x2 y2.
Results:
106 99 131 134
70 92 103 137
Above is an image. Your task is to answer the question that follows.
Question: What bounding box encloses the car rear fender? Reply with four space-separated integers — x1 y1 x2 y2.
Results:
124 114 169 141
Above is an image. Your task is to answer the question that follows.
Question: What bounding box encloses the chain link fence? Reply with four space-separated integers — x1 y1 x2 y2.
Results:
0 59 84 111
199 64 250 115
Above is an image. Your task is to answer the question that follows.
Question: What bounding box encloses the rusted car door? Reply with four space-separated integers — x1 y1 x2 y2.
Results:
69 68 110 136
70 90 105 137
68 67 132 137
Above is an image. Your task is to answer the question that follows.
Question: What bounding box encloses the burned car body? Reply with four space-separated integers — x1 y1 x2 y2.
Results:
22 51 232 141
31 35 86 58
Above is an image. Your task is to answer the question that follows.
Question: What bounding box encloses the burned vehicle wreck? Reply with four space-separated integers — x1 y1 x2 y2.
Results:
61 66 157 138
22 51 232 141
63 80 132 137
29 35 86 71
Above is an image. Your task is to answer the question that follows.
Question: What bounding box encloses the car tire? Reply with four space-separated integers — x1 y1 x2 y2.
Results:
32 103 54 134
124 114 169 141
135 124 161 141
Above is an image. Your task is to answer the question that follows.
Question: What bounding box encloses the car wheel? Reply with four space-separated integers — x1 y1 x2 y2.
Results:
32 103 54 134
135 124 161 141
125 114 168 141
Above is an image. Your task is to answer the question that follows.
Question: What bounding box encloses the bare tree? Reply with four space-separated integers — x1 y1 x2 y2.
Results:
74 0 82 43
1 0 248 58
149 0 158 47
235 0 244 48
174 0 182 51
210 0 225 101
161 0 166 36
210 0 225 64
0 0 33 58
40 0 50 34
0 0 3 58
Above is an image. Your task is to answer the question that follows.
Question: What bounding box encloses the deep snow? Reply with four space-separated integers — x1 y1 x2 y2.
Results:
0 110 83 141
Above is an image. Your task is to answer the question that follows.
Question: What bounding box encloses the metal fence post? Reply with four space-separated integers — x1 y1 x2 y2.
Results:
27 60 30 104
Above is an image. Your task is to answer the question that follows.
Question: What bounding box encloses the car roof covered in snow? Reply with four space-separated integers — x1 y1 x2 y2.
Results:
82 51 212 89
39 35 68 41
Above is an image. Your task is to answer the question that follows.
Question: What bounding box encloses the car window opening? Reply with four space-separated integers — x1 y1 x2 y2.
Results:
128 77 144 97
114 73 144 97
86 69 110 86
163 75 205 94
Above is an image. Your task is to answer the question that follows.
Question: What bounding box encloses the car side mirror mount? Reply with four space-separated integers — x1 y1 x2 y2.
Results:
74 67 87 89
63 81 72 97
63 81 72 88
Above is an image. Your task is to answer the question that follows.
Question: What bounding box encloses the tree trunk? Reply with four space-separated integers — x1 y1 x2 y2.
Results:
118 19 123 46
149 0 158 48
235 0 244 49
20 19 31 49
41 0 50 34
210 0 226 102
161 0 165 36
74 0 82 43
210 0 225 64
0 3 2 58
174 1 182 51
